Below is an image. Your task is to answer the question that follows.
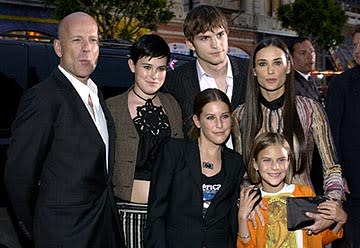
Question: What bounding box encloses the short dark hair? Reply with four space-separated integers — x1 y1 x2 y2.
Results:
183 5 229 42
288 36 313 55
189 88 231 139
130 34 170 64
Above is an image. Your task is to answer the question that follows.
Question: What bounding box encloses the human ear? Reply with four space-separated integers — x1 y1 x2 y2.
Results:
192 114 201 128
128 59 136 73
185 39 195 51
253 158 259 171
53 39 62 58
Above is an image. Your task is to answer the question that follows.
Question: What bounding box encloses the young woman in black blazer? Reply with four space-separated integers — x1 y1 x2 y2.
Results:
145 88 246 248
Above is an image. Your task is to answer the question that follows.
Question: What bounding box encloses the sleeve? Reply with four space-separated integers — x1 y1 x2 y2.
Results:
232 105 244 156
310 100 344 200
144 138 183 248
4 87 54 239
325 76 345 166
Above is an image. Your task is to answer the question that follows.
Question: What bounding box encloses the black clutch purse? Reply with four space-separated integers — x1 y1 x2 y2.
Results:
287 195 328 230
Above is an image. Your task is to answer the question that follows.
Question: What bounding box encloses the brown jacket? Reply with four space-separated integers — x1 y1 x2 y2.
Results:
106 88 183 200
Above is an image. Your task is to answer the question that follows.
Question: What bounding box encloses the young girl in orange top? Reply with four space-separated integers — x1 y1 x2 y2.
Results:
237 132 347 248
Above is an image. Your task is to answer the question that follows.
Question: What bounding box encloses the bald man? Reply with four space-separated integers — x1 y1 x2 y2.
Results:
5 12 125 247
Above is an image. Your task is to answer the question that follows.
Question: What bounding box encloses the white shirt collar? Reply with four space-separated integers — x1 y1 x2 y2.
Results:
296 70 311 81
196 55 233 82
58 65 99 106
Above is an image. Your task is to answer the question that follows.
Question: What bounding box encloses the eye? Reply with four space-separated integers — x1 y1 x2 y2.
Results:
217 31 225 38
221 113 230 119
200 36 209 41
278 157 288 164
274 61 283 66
158 66 167 72
143 65 152 70
206 115 215 120
90 38 99 44
258 62 267 67
72 38 82 43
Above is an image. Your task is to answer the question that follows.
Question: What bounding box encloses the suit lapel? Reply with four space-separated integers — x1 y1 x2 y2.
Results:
185 62 201 105
185 140 202 194
53 69 108 176
230 56 242 108
99 91 115 180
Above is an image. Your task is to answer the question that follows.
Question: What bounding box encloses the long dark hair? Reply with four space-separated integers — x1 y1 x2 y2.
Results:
241 37 307 175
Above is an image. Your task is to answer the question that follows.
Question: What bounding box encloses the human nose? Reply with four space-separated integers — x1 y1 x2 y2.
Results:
150 69 158 79
267 65 274 74
210 37 219 49
82 40 90 51
215 118 223 128
270 160 280 169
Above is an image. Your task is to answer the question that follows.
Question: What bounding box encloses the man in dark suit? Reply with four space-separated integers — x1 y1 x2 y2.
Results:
163 5 248 144
326 25 360 248
288 37 322 103
4 12 124 248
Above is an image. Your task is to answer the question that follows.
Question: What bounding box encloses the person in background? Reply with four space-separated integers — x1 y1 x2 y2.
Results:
288 37 324 196
326 24 360 248
232 37 344 233
145 88 245 248
106 34 183 248
237 132 346 248
288 37 322 103
4 12 124 247
163 4 248 148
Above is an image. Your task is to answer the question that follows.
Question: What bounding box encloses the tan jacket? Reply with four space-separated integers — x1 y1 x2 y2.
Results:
106 88 183 200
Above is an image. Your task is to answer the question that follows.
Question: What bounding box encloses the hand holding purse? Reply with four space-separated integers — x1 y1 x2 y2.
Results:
286 195 328 230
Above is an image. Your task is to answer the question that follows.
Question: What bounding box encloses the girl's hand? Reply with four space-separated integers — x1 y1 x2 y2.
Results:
238 186 262 222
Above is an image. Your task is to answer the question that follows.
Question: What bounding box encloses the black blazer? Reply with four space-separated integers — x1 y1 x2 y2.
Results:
145 138 245 248
5 68 124 247
326 65 360 197
294 71 321 102
163 56 248 135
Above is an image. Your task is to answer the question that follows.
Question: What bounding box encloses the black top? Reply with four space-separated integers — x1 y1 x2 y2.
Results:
133 99 171 180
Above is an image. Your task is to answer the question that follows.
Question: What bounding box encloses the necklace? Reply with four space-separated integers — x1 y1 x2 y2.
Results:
132 88 157 101
202 161 214 170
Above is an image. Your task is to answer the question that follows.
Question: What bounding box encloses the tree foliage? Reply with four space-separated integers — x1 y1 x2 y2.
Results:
44 0 174 41
277 0 347 49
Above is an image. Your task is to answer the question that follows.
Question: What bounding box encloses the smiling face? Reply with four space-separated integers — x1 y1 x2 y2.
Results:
254 45 291 101
54 12 99 84
193 100 231 146
253 144 290 193
129 56 167 98
186 27 228 68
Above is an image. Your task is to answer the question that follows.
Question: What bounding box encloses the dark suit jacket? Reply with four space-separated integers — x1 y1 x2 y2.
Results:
294 71 321 102
5 68 124 247
326 65 360 197
163 56 248 135
106 88 184 201
145 138 245 248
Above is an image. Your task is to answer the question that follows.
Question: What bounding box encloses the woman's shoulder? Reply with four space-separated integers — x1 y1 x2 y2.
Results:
106 90 128 105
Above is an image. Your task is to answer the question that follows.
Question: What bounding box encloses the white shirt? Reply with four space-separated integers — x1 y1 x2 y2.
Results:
196 56 234 149
296 70 311 81
58 65 109 171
